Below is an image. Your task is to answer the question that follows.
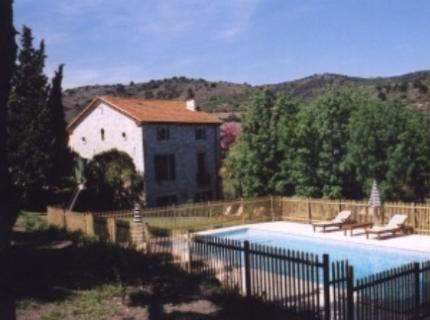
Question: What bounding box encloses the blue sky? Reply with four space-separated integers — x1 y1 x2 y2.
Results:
15 0 430 88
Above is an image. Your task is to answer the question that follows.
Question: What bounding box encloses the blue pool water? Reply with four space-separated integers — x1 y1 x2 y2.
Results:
209 228 430 279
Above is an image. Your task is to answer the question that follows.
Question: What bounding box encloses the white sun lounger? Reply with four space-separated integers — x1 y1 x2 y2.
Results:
366 214 411 239
312 210 353 232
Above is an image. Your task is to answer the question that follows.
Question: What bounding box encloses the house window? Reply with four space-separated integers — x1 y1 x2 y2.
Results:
157 127 170 141
156 195 178 207
195 128 206 140
100 128 105 141
154 154 176 181
122 132 127 141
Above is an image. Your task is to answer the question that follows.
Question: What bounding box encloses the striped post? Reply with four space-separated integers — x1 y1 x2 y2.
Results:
131 202 145 249
133 202 143 223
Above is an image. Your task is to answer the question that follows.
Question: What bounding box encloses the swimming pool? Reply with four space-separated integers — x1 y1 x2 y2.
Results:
209 228 430 278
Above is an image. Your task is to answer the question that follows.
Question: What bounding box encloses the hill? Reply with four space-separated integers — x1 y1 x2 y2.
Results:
63 71 430 122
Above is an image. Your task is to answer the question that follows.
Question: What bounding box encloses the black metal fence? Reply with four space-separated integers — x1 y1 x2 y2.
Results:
142 233 430 320
330 260 430 320
192 235 333 319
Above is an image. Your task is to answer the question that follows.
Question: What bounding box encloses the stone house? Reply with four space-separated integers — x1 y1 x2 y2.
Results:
67 96 222 207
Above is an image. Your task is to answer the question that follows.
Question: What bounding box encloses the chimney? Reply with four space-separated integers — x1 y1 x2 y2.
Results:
186 99 197 111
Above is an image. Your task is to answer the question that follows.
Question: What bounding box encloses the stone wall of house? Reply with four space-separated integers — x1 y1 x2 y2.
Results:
142 123 220 207
69 102 145 172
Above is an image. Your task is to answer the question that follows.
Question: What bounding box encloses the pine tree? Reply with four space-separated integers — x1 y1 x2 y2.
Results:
0 0 18 247
8 26 50 209
45 64 71 186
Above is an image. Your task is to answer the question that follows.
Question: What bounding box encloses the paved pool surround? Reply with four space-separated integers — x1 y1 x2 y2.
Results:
198 221 430 255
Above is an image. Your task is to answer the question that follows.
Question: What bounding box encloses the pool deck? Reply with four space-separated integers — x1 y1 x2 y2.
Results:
199 221 430 255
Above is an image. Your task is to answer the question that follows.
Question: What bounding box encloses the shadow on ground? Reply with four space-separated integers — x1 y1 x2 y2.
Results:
5 227 315 320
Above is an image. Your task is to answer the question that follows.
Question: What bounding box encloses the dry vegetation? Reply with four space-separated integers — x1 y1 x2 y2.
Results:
63 71 430 122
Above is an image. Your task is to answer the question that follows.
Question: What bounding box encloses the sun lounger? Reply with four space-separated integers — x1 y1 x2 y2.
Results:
312 210 352 232
366 214 411 239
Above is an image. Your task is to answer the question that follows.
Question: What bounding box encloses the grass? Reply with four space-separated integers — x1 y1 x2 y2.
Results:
8 213 309 320
127 216 272 234
16 211 49 232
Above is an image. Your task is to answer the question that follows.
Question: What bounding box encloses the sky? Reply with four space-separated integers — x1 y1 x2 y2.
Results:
14 0 430 88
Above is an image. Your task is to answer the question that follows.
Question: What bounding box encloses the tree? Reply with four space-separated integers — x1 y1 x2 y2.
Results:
45 64 72 186
275 98 298 195
8 26 50 209
79 149 144 211
0 1 17 318
347 100 405 198
0 0 18 249
287 104 321 197
383 112 430 201
221 136 249 198
237 89 280 196
220 121 241 157
313 91 360 198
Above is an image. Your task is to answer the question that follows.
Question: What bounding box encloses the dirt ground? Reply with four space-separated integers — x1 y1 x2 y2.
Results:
7 215 309 320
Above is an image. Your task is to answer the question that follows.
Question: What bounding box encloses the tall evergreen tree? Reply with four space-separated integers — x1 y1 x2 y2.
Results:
45 64 71 186
0 0 18 247
8 26 50 209
0 1 18 317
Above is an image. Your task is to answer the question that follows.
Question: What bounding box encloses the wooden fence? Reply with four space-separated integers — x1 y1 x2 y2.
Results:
48 207 132 244
280 197 430 234
87 196 430 235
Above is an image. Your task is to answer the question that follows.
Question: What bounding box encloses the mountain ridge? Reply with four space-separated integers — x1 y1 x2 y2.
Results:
63 70 430 122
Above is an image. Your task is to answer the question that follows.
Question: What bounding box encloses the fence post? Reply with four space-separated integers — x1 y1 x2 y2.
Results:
270 195 274 221
85 212 95 236
243 240 251 298
322 254 330 320
346 265 354 320
414 262 420 319
241 197 245 224
107 217 116 243
413 203 418 230
307 198 312 223
187 233 193 273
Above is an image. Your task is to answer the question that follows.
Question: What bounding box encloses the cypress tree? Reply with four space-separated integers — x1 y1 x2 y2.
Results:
0 0 18 246
45 64 71 186
0 1 17 317
8 26 50 209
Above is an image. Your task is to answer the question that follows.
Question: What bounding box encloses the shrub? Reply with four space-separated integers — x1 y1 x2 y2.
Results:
77 149 143 211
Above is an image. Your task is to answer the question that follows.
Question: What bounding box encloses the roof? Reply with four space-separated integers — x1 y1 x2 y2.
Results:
68 96 222 131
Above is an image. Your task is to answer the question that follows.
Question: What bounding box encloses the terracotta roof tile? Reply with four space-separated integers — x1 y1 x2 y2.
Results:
68 96 222 131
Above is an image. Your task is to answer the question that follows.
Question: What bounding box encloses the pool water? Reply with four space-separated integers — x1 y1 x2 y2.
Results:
210 228 430 279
